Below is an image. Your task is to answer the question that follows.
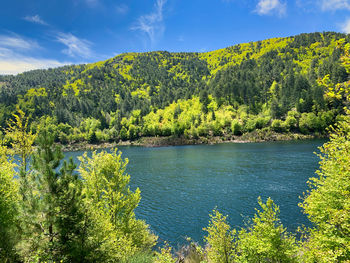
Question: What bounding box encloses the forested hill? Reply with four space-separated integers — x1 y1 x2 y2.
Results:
0 32 349 144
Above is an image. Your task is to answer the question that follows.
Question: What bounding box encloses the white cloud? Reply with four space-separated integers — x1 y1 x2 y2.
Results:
340 18 350 33
255 0 286 16
24 15 48 25
0 35 39 50
320 0 350 11
56 32 92 58
0 35 69 75
116 4 129 14
0 57 69 75
132 0 167 44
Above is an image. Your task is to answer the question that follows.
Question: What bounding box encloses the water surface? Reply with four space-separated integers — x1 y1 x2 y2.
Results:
64 140 324 246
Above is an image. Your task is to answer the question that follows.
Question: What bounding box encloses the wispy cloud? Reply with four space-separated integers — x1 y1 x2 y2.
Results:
132 0 167 45
0 34 69 75
340 17 350 33
24 15 48 25
116 4 129 15
320 0 350 11
56 32 93 58
0 56 69 75
0 34 40 50
255 0 286 16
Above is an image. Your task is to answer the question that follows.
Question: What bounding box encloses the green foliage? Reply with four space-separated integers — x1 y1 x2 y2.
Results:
236 197 298 263
25 129 91 262
154 243 176 263
204 209 236 263
0 146 19 262
79 150 157 260
271 119 286 132
1 31 350 263
0 32 347 144
299 112 318 134
120 126 128 141
231 120 242 136
6 108 36 176
300 115 350 262
123 252 154 263
284 111 299 131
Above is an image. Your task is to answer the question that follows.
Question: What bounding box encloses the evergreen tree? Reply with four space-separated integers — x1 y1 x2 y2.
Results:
28 128 92 262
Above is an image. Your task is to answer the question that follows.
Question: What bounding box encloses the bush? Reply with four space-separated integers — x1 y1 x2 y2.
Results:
284 116 298 131
120 126 128 141
255 116 270 129
299 112 317 134
231 120 242 136
271 119 286 133
244 118 257 132
88 131 98 144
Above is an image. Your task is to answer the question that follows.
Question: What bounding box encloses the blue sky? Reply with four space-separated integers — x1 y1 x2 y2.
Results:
1 0 350 74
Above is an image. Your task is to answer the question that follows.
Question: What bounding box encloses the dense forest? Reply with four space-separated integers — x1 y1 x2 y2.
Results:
0 32 350 262
0 32 349 145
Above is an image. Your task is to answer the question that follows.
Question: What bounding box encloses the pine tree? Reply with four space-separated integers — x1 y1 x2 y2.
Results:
28 128 91 262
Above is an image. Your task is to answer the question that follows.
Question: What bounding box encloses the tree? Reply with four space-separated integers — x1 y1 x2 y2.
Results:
300 115 350 262
26 128 92 262
6 108 36 199
54 159 90 262
78 150 157 261
120 126 128 141
231 120 242 136
203 209 236 263
0 146 19 262
236 197 298 263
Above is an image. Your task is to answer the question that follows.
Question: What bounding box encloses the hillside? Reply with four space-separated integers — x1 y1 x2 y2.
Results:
0 32 348 145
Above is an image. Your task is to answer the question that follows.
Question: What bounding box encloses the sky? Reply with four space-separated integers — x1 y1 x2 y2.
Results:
1 0 350 75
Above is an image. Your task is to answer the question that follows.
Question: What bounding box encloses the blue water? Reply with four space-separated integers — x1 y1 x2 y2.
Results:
64 140 324 247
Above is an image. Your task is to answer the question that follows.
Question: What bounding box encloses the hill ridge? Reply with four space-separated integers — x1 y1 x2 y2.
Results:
0 31 348 145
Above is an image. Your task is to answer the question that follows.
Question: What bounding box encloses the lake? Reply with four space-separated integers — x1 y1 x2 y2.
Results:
64 139 324 247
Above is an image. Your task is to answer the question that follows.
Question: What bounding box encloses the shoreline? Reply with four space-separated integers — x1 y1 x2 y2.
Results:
60 131 325 152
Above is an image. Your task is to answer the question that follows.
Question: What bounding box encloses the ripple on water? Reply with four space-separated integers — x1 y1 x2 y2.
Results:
64 139 325 246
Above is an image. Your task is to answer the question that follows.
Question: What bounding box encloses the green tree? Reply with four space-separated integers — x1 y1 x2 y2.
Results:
27 129 92 262
120 126 128 141
271 119 286 133
6 109 36 198
236 197 298 263
0 146 19 262
204 209 236 263
300 115 350 262
78 150 157 260
231 120 242 136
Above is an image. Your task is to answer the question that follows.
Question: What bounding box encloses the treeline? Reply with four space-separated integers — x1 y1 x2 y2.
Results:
0 32 349 143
